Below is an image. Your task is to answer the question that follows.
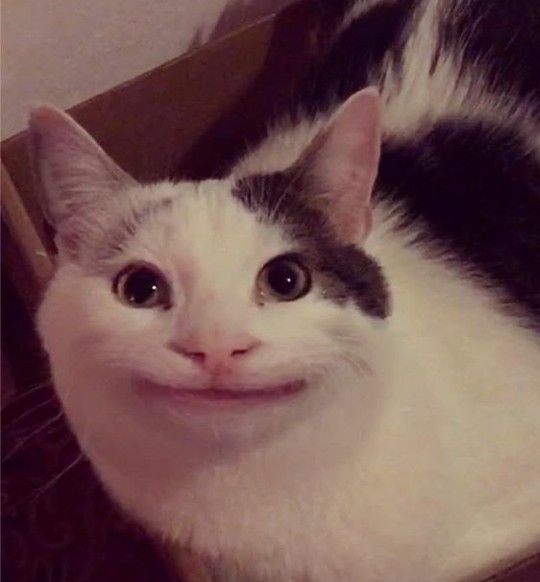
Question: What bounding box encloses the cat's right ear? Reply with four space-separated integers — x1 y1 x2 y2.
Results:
295 88 382 244
28 106 136 233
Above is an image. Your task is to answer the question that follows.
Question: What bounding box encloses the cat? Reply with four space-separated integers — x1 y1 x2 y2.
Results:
29 0 540 580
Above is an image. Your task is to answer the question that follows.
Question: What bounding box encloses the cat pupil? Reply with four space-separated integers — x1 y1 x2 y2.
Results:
125 268 159 304
259 256 311 301
268 262 298 296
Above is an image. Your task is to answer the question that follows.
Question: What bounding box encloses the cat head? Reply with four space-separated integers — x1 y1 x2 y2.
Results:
31 88 389 468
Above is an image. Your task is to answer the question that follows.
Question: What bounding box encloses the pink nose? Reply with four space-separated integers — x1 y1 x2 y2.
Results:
171 335 260 371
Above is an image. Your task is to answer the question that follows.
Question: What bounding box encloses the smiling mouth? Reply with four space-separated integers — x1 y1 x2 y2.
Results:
174 382 306 401
137 379 307 409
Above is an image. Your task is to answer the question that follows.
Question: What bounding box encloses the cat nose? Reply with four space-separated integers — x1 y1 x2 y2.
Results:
171 335 260 370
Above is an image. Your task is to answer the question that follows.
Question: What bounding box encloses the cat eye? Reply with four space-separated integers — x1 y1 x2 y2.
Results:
113 263 170 309
257 255 311 302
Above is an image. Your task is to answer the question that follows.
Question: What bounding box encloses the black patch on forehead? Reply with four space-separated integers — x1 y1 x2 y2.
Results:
234 173 389 319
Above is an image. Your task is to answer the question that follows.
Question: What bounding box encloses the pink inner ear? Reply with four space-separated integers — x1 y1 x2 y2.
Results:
311 87 382 243
29 105 136 232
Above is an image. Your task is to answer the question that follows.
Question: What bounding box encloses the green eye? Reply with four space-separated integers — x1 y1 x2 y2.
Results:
113 263 170 308
257 255 311 302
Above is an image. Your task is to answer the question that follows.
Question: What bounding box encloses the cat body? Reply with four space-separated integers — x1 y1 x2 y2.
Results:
32 1 540 580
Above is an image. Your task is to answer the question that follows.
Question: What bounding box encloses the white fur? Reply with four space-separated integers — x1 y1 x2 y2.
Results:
35 1 540 581
38 181 540 582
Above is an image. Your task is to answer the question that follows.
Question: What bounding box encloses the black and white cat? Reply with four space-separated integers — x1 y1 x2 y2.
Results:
29 1 540 580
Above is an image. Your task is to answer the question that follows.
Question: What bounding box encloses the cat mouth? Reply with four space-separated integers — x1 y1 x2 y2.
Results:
136 379 307 410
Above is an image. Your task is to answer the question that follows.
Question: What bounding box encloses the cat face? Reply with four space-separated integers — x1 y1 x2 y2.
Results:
32 88 388 460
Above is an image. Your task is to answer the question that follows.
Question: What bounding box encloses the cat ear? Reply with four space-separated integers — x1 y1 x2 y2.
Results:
299 87 382 243
28 106 136 230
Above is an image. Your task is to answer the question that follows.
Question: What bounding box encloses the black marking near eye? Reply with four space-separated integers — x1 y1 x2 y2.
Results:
234 174 390 318
235 113 540 329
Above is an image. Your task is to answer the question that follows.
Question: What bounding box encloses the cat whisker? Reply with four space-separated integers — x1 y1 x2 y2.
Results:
269 186 293 223
269 162 306 222
13 452 85 510
339 352 373 378
3 397 58 432
3 380 53 406
1 410 65 463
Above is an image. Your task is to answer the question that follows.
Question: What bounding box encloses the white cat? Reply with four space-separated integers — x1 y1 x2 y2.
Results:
31 1 540 580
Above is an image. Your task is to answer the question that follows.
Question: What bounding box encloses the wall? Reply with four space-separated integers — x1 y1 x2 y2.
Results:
1 0 292 138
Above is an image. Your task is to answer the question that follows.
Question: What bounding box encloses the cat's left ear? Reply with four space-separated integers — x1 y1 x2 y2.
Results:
299 87 382 243
28 106 136 229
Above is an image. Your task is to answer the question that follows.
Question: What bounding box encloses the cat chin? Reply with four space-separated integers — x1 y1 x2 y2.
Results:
59 369 332 466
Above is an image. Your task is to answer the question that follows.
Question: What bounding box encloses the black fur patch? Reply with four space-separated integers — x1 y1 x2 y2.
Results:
310 0 358 30
439 1 540 111
376 119 540 327
296 0 419 118
234 173 390 318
